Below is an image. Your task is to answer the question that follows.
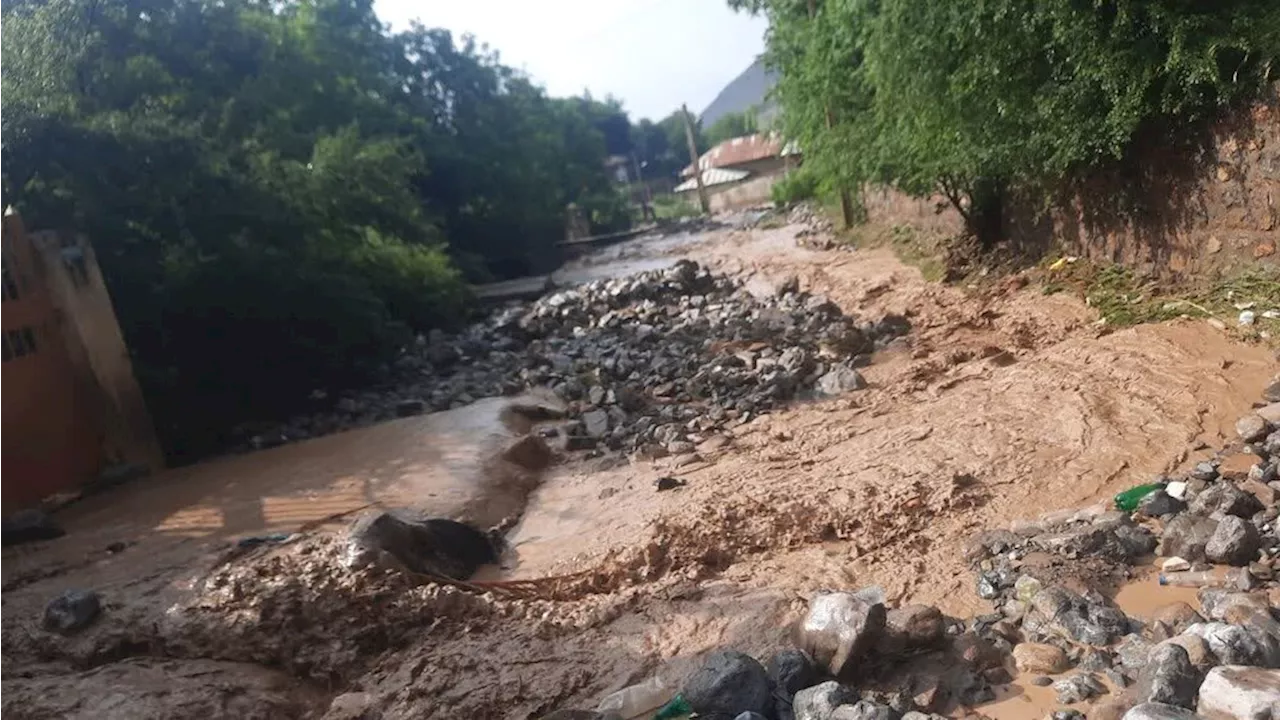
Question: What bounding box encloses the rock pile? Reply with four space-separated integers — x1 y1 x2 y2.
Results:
241 260 909 457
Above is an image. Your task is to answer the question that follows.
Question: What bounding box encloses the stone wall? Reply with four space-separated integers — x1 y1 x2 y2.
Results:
863 87 1280 279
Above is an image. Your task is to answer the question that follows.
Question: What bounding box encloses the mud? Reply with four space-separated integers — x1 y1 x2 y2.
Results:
3 217 1275 719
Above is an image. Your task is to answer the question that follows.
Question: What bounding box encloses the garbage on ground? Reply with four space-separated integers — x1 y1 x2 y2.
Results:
1164 480 1188 500
1239 310 1257 326
653 695 692 720
596 676 670 719
1114 482 1164 512
1158 570 1219 588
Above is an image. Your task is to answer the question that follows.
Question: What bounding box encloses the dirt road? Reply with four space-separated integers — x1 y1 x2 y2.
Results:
3 218 1274 719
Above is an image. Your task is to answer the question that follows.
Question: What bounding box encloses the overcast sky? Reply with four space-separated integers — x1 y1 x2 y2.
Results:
373 0 768 121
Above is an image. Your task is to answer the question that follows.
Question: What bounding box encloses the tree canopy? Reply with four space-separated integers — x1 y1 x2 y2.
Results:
734 0 1279 243
1 0 650 458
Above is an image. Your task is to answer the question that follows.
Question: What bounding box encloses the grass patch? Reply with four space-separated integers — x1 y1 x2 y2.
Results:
652 195 700 220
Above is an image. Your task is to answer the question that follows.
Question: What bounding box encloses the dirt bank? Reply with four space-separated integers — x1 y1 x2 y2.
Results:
3 218 1275 720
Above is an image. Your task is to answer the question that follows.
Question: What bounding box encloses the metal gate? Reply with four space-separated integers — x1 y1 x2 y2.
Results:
2 210 105 506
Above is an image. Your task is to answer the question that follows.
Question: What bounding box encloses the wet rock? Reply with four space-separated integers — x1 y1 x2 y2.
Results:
965 529 1024 563
1192 483 1265 520
1054 673 1108 704
1117 635 1158 673
816 366 866 396
794 681 859 720
1205 516 1263 566
830 701 892 720
953 631 1006 671
1160 635 1217 674
501 434 554 470
1238 415 1272 443
1197 666 1280 720
1033 676 1055 687
1013 643 1070 674
1151 603 1206 639
877 605 945 656
1121 702 1202 720
1138 491 1188 519
41 589 101 635
1079 647 1115 672
344 510 499 580
798 589 887 677
1053 711 1086 720
769 649 818 720
1024 586 1133 647
1184 622 1280 668
1134 643 1202 709
2 509 65 546
682 651 772 719
1197 590 1274 626
1160 515 1220 562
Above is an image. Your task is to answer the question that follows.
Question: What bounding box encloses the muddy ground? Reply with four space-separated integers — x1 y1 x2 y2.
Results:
2 217 1276 719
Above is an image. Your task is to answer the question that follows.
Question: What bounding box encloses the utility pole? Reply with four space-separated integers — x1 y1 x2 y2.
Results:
681 103 711 215
808 0 855 229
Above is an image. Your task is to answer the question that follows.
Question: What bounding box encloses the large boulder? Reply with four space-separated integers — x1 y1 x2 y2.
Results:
1013 643 1070 674
1196 666 1280 720
681 651 773 719
769 649 818 720
1183 623 1280 668
830 701 892 720
1205 516 1263 566
1133 643 1203 709
876 605 945 656
1023 586 1132 647
797 590 887 677
344 510 499 579
1122 703 1202 720
1191 484 1264 520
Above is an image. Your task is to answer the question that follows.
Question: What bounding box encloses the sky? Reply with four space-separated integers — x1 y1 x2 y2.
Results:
372 0 769 121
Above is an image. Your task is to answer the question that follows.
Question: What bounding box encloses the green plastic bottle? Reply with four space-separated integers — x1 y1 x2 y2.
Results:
652 694 692 720
1114 482 1164 512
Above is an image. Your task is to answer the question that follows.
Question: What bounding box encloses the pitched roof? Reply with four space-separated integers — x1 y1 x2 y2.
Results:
681 133 798 177
673 168 750 193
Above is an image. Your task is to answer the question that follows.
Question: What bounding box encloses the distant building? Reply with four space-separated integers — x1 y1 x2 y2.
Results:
675 133 800 210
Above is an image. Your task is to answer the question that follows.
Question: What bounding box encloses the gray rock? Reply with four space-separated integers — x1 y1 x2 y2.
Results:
1121 702 1202 720
735 714 771 720
1192 483 1264 520
1266 381 1280 404
42 589 101 634
1191 462 1221 481
344 510 499 580
1024 586 1133 647
1053 711 1085 720
798 589 887 677
831 701 892 720
1134 643 1203 708
1117 635 1158 672
2 509 65 546
1054 673 1108 704
1205 516 1263 566
794 681 859 720
682 651 772 718
1138 490 1187 519
769 649 818 700
1238 415 1272 443
1184 622 1280 668
1196 665 1280 720
1160 514 1220 562
582 410 610 438
816 366 866 396
877 604 945 656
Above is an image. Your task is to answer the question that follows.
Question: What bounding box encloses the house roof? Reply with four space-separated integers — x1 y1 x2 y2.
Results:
681 133 799 177
673 167 750 193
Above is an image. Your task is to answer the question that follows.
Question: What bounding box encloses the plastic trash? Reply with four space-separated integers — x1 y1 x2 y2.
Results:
1165 481 1188 501
1114 483 1165 512
1239 310 1257 326
597 676 670 719
1158 571 1220 588
653 695 693 720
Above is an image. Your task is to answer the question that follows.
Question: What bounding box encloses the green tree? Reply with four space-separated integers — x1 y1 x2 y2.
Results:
704 109 759 145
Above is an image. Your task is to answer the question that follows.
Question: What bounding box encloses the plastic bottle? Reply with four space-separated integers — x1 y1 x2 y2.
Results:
1158 571 1219 588
596 677 670 719
652 695 693 720
1114 483 1164 512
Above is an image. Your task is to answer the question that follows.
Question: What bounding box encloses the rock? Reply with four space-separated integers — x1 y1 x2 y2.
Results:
1139 491 1188 519
1184 622 1280 668
1198 590 1274 625
655 476 686 491
344 510 499 580
682 651 772 719
877 605 945 655
1238 415 1272 443
1192 462 1222 481
776 274 801 296
1013 643 1070 674
1161 515 1220 562
736 713 770 720
1134 643 1203 709
770 649 818 719
1122 703 1203 720
953 631 1007 671
1258 403 1280 425
394 399 425 417
1079 648 1115 672
2 509 65 546
1117 635 1158 673
1160 635 1217 673
817 366 866 396
501 434 554 470
1054 673 1108 704
831 701 893 720
1054 711 1086 720
1197 666 1280 720
1033 676 1055 687
1192 484 1265 520
1206 516 1263 566
323 692 381 720
582 410 610 438
41 589 101 634
794 681 859 720
798 590 887 677
1024 586 1132 647
1151 603 1205 637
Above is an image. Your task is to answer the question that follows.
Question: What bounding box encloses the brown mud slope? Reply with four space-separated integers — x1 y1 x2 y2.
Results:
3 221 1275 720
